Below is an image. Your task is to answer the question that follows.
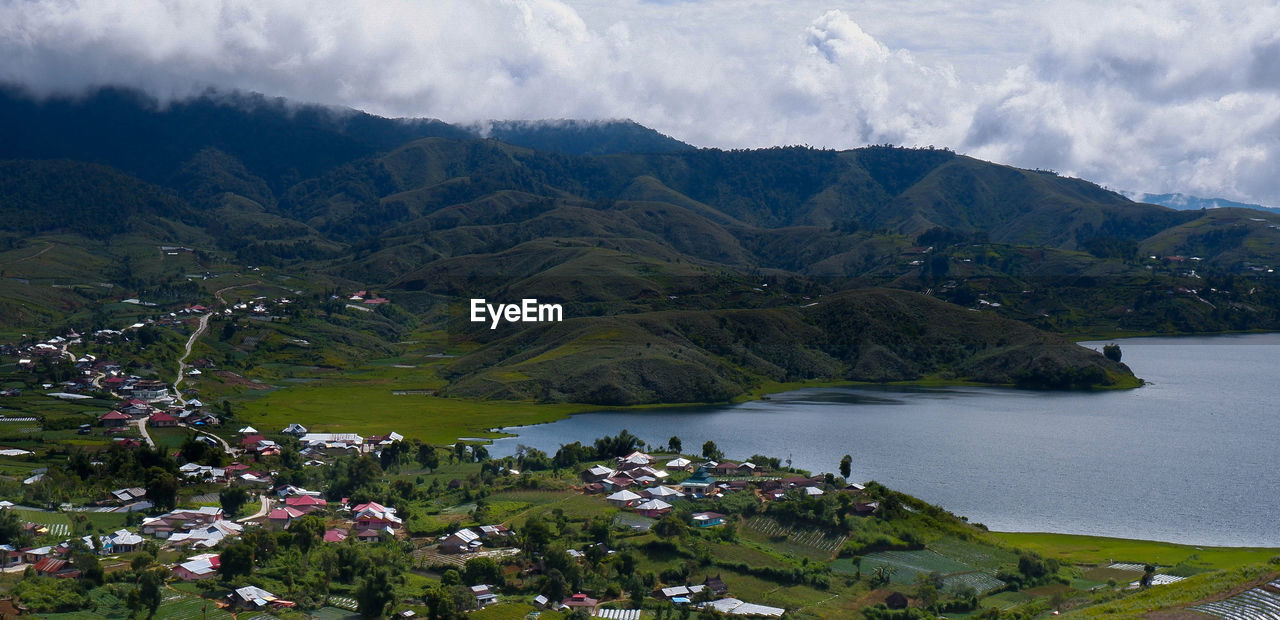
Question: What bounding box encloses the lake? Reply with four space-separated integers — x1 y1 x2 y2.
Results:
491 334 1280 547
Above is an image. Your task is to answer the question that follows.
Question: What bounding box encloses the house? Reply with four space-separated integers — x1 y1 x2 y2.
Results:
356 528 393 543
666 457 692 470
633 499 672 518
299 433 364 452
97 529 144 554
323 529 348 543
230 585 294 610
658 584 706 602
440 528 482 554
605 489 643 508
22 546 55 565
690 512 726 528
354 502 403 530
281 423 308 437
284 496 327 513
33 557 78 578
237 425 259 436
532 594 560 610
678 466 716 496
110 487 147 504
173 553 220 580
643 485 684 500
239 434 266 449
98 410 130 428
140 507 224 536
709 461 751 476
703 574 729 596
580 464 615 483
0 545 20 568
148 411 178 427
267 507 305 530
478 524 510 539
132 380 169 402
562 594 598 614
165 520 244 549
471 584 498 608
616 451 653 469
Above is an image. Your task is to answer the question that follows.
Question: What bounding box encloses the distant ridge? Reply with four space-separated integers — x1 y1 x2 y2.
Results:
1132 191 1280 215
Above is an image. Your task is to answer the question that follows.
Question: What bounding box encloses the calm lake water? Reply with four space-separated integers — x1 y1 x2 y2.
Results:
491 334 1280 547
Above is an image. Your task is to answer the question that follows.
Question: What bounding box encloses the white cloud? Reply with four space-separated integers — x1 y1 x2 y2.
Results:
0 0 1278 205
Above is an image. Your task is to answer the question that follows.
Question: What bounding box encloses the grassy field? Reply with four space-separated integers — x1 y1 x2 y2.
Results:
1063 564 1279 618
991 532 1280 570
234 382 594 443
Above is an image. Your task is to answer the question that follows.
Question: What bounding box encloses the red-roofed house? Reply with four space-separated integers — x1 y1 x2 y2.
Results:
267 507 305 530
149 411 179 427
240 434 265 449
323 529 348 543
284 496 327 513
33 557 78 578
562 594 598 614
353 502 403 530
99 410 130 428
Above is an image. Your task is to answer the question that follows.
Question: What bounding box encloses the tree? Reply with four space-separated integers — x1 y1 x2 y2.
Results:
219 486 250 516
290 515 326 553
1103 343 1122 362
416 442 440 470
137 568 167 618
839 454 852 480
356 566 397 618
1140 564 1155 588
667 436 682 454
463 556 504 587
145 468 179 511
542 568 569 604
702 440 722 460
653 514 687 540
219 542 253 580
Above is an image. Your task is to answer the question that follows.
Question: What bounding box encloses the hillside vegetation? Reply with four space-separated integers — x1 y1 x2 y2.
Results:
6 84 1280 402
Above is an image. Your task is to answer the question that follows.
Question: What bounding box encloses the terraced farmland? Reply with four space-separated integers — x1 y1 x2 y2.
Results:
744 516 848 555
1192 578 1280 619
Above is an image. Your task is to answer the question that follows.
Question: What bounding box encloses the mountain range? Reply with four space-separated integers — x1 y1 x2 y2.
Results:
5 84 1280 402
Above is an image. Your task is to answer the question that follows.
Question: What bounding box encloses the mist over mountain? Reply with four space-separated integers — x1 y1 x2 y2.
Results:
1134 192 1280 216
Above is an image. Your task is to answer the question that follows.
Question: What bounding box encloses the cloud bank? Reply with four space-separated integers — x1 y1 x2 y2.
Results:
1 0 1278 205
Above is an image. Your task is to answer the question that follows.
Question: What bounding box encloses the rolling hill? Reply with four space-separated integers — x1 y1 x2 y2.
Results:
6 84 1280 401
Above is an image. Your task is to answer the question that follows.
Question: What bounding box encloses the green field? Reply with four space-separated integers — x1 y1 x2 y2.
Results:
992 532 1280 570
235 382 593 443
858 550 975 584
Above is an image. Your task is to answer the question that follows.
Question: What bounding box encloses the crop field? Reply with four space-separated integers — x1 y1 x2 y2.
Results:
943 571 1007 594
929 536 1019 571
984 590 1036 610
154 593 234 620
414 546 520 569
1192 578 1280 619
860 550 976 584
744 515 848 559
16 508 72 537
710 540 795 569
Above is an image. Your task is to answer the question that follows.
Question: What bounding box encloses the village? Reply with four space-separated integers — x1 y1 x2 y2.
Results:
0 285 1202 620
0 294 915 619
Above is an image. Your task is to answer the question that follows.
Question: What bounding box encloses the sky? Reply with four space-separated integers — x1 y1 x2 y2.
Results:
1 0 1279 205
